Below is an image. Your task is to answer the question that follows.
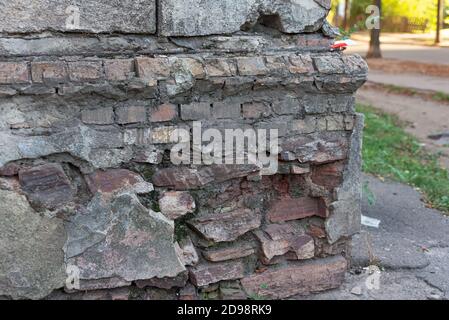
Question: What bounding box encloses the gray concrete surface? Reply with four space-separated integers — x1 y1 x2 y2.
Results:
368 71 449 95
347 42 449 65
305 174 449 300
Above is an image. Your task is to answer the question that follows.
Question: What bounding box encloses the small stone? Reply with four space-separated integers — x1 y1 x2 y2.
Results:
159 191 196 220
351 286 363 296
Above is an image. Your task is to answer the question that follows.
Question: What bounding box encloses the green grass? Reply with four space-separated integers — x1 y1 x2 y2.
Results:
432 92 449 103
358 104 449 213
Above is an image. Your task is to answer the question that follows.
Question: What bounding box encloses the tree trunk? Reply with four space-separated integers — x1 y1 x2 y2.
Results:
343 0 350 30
367 0 382 59
436 0 442 44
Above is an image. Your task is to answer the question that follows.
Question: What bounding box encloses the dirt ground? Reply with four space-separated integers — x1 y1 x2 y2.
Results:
357 85 449 170
366 58 449 78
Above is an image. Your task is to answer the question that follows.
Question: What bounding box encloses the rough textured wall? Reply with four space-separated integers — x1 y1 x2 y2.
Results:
0 0 367 300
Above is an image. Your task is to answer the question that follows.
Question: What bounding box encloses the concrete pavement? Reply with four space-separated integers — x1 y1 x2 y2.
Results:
304 174 449 300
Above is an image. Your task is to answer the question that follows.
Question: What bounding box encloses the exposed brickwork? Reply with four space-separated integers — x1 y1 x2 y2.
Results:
0 1 367 301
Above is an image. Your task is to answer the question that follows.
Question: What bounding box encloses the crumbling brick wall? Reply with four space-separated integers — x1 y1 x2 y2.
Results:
0 0 367 300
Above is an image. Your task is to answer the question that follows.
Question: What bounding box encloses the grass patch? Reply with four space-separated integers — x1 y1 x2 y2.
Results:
358 104 449 213
432 92 449 103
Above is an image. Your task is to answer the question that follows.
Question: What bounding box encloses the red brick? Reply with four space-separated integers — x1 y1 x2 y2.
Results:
205 58 236 77
104 59 134 81
267 196 327 223
311 161 345 189
0 62 30 84
116 105 146 124
68 61 103 81
31 61 67 83
149 103 178 122
81 107 114 125
241 256 347 299
136 57 170 81
236 57 268 76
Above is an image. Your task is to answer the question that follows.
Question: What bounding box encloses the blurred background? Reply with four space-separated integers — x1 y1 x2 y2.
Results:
331 1 449 213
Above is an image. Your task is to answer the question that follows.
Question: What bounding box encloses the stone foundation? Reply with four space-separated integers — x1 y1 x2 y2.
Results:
0 0 367 300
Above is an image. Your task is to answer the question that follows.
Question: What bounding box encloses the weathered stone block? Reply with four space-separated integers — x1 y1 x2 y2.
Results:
189 261 245 287
65 193 185 283
241 256 347 299
0 189 66 300
188 208 261 243
0 0 156 34
159 0 329 36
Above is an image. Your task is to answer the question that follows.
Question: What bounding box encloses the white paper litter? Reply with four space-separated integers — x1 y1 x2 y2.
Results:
361 215 381 228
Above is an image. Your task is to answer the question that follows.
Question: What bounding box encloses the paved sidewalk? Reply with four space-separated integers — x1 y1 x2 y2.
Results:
348 33 449 65
367 70 449 95
304 174 449 300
